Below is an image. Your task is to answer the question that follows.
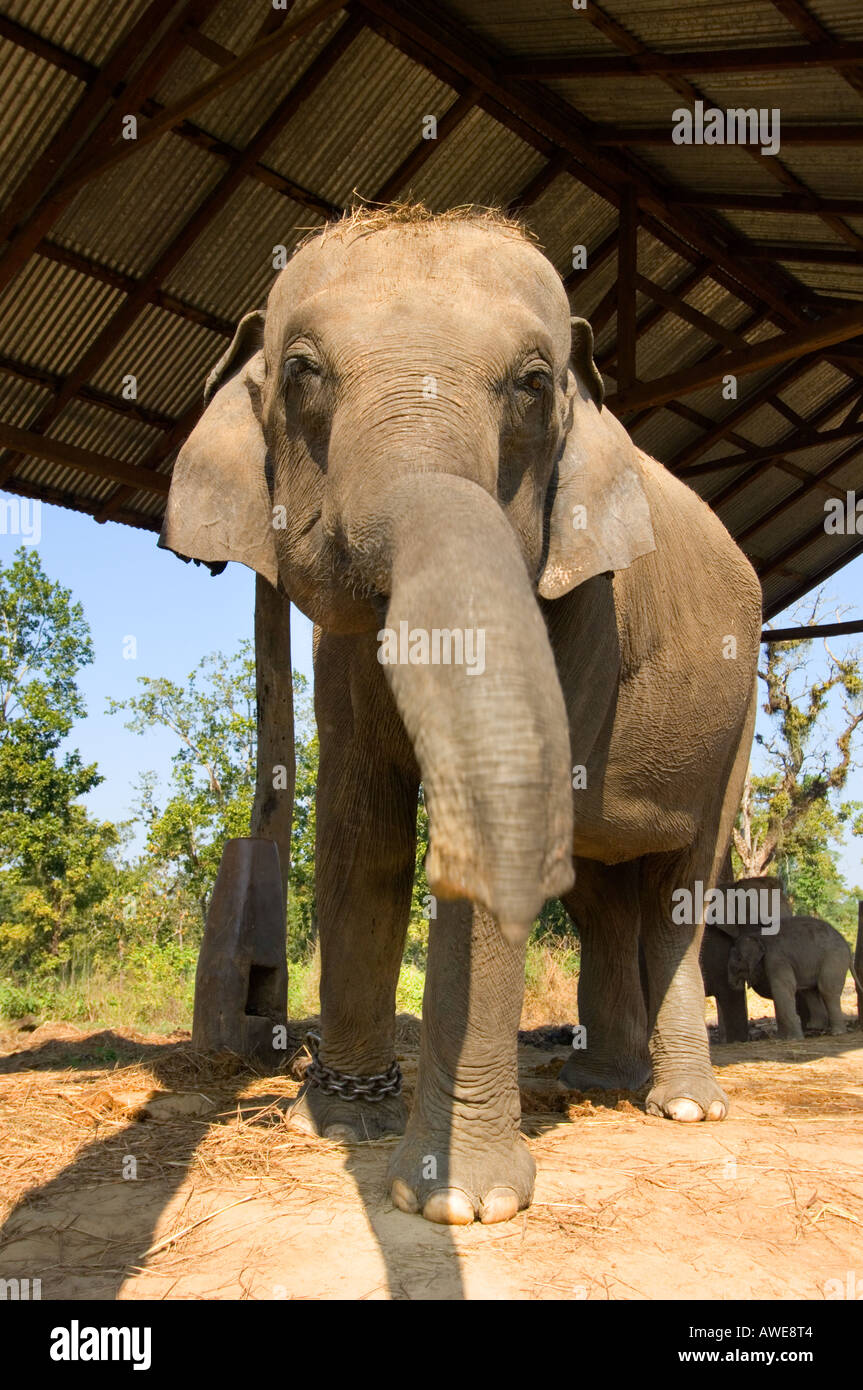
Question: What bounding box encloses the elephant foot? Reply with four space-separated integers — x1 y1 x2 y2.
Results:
646 1074 728 1122
387 1127 535 1225
557 1053 651 1093
288 1080 407 1142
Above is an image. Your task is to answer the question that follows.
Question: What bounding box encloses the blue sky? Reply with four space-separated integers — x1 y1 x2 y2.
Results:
2 496 861 889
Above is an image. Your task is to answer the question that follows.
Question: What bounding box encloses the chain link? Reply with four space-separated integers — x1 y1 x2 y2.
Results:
303 1031 402 1102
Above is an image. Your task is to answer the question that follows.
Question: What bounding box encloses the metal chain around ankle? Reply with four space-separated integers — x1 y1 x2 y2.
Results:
303 1031 402 1102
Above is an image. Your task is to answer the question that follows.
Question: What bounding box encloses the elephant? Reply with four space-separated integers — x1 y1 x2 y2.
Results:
699 875 793 1043
728 915 861 1039
160 205 761 1225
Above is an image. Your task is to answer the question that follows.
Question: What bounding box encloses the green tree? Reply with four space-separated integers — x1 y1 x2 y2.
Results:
0 548 117 967
733 598 863 916
109 645 258 920
112 653 322 941
286 673 318 960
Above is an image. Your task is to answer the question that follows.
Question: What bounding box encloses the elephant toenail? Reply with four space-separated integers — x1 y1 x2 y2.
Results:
423 1189 475 1225
479 1188 519 1224
391 1179 420 1214
324 1123 357 1142
666 1098 703 1122
707 1100 727 1121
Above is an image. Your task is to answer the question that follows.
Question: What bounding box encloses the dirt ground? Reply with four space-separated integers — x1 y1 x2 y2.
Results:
1 990 861 1301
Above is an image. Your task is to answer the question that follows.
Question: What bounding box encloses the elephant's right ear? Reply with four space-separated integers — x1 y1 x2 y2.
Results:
159 310 278 586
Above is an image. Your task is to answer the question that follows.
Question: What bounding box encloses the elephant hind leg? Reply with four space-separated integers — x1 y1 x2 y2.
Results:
817 961 849 1036
639 847 729 1122
557 859 650 1093
797 988 828 1033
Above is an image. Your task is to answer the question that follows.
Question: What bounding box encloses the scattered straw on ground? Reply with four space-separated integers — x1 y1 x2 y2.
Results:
1 1004 861 1300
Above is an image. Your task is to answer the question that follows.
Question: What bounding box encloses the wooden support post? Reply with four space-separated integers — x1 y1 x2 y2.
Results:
250 575 294 912
615 185 638 394
192 838 287 1062
850 900 856 1023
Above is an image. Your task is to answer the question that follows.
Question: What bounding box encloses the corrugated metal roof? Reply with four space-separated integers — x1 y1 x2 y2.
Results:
1 0 153 64
0 0 861 620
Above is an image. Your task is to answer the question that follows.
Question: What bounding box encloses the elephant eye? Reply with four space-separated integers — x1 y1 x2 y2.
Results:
283 354 320 386
516 365 552 399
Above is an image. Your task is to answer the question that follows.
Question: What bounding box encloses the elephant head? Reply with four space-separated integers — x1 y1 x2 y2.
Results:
160 208 656 937
728 934 765 989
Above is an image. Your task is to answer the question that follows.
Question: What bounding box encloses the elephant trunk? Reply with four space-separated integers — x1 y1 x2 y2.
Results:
344 473 575 940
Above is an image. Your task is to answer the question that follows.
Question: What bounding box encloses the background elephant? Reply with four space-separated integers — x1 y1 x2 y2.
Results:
699 876 793 1043
728 915 860 1039
160 205 761 1225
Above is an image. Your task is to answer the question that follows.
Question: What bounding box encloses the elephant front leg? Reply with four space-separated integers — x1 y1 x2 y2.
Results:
388 901 535 1225
716 985 749 1044
289 632 418 1143
769 964 804 1040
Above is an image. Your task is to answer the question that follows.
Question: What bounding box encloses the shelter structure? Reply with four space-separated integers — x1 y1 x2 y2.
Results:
1 0 863 621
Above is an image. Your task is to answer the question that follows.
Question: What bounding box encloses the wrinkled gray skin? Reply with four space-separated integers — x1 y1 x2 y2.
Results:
160 216 761 1225
699 876 792 1043
728 916 858 1040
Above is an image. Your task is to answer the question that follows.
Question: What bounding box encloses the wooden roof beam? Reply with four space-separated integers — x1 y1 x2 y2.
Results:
0 14 97 81
0 423 170 496
728 242 863 266
582 0 863 261
606 301 863 413
763 619 863 641
762 532 863 619
668 192 863 217
755 466 863 582
0 354 179 432
0 477 161 533
737 435 863 546
499 39 863 79
669 358 821 470
769 0 863 101
591 123 863 146
371 86 478 202
686 419 863 475
706 377 863 508
95 401 204 522
36 241 235 339
615 186 638 392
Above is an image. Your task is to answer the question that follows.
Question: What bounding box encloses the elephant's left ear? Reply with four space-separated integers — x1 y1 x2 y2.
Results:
538 318 656 600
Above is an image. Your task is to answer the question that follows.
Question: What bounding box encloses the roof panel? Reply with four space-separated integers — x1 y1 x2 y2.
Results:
264 29 453 207
52 135 226 279
1 0 153 64
0 44 80 206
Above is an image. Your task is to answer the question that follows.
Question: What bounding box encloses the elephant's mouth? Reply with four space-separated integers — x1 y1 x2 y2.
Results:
282 511 385 632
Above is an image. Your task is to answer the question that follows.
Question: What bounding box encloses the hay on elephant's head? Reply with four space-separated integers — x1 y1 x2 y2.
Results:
295 198 537 256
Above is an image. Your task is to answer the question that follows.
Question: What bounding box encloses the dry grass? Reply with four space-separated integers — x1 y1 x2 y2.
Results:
2 1016 862 1300
521 939 579 1029
295 198 535 257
